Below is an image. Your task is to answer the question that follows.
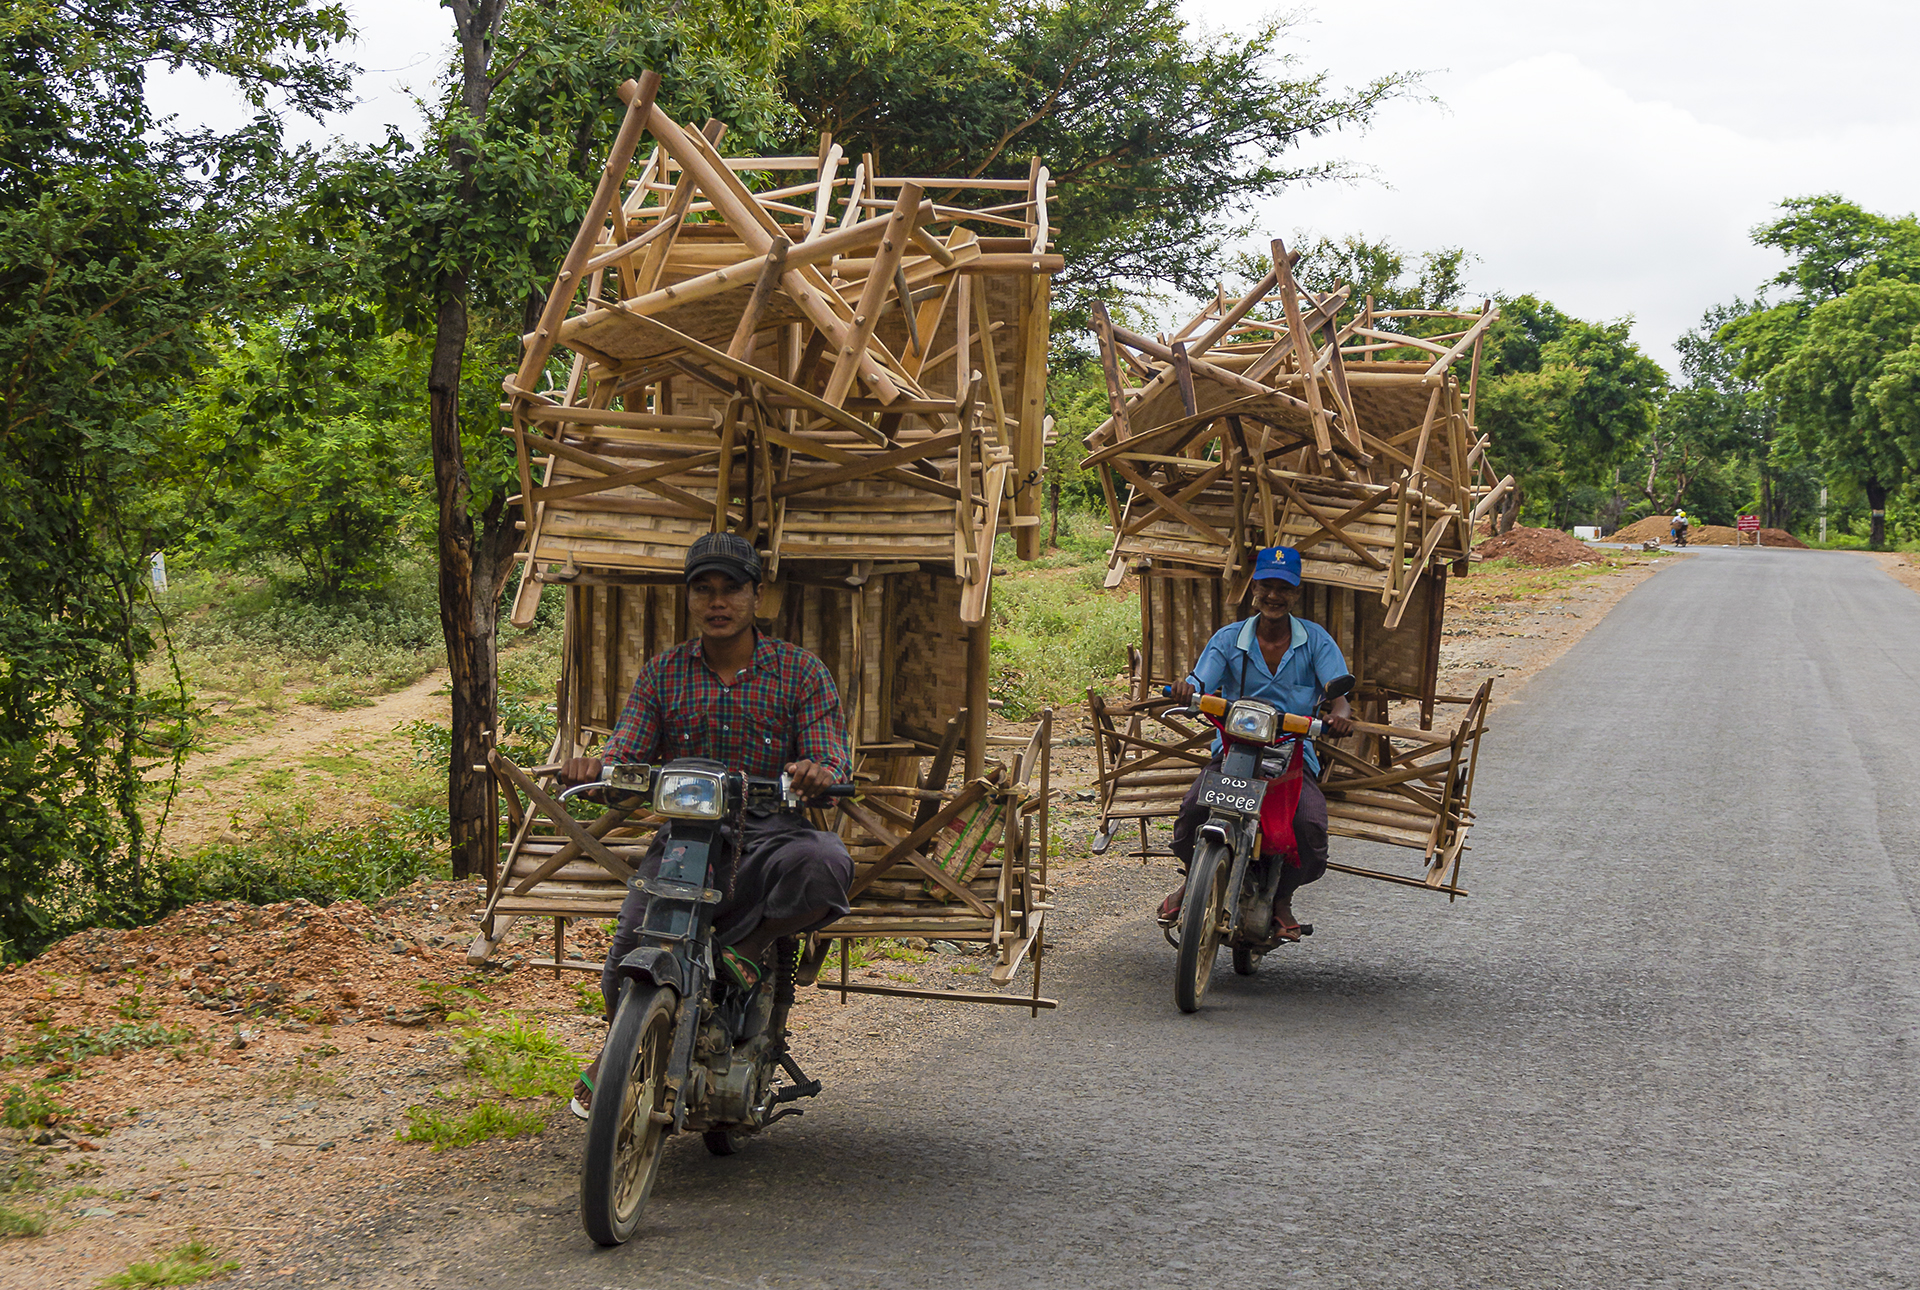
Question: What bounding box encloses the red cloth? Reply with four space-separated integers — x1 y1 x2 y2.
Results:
1257 739 1306 863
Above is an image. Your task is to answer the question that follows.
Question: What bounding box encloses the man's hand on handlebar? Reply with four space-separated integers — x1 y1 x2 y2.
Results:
1321 695 1355 738
1169 679 1197 704
785 759 835 797
560 756 604 786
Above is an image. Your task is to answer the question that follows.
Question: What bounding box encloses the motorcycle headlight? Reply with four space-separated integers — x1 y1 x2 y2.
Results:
1224 700 1280 744
654 768 724 819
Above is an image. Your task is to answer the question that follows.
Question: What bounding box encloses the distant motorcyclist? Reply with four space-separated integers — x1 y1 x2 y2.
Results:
1159 546 1354 940
1670 509 1690 547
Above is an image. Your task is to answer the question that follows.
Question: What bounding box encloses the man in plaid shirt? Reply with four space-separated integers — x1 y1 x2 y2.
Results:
560 534 854 1116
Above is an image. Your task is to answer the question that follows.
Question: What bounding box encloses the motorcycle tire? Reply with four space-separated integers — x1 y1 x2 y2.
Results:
581 982 678 1246
1232 945 1259 976
1175 839 1230 1013
703 1128 749 1156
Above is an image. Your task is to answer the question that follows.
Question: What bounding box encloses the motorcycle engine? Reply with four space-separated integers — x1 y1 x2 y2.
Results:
704 1035 772 1125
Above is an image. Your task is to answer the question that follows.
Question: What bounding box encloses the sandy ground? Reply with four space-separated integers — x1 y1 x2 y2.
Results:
1861 549 1920 596
162 672 451 851
0 553 1683 1286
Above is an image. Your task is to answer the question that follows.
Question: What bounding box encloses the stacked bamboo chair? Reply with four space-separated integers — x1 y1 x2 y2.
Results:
1083 239 1504 895
469 74 1058 1008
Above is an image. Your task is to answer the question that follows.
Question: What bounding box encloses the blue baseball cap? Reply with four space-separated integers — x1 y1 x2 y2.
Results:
1252 546 1302 585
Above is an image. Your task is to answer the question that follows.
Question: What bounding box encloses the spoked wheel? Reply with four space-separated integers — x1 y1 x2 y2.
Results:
1232 945 1260 976
1174 840 1231 1013
581 983 677 1246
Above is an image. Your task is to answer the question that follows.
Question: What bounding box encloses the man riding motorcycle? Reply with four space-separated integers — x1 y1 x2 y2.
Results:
1159 546 1355 939
559 532 853 1117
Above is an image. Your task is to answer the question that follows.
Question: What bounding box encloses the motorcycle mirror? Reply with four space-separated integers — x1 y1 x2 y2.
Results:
1323 675 1356 701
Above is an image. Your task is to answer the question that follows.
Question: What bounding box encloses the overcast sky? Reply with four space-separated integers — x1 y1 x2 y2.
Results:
149 0 1920 375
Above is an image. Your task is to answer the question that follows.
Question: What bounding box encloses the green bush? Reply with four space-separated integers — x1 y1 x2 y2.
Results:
158 805 448 910
990 571 1138 718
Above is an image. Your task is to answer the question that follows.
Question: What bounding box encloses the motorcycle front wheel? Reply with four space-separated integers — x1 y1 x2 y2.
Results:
581 982 678 1246
1175 839 1231 1013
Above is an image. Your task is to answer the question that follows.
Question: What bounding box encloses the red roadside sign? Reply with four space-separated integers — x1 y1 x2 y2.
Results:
1736 515 1761 532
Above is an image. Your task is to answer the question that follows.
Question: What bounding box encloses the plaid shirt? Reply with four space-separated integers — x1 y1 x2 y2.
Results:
600 632 851 782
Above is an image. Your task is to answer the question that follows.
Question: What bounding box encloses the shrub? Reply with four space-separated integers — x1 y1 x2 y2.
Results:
158 805 448 910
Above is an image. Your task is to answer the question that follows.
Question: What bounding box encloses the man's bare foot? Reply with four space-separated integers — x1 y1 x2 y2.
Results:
1272 899 1302 941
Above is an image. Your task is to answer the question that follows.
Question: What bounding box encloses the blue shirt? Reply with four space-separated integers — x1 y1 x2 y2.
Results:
1185 615 1351 773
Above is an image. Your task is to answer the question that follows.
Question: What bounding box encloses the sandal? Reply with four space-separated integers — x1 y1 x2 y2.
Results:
718 946 763 992
569 1073 594 1122
1155 887 1184 928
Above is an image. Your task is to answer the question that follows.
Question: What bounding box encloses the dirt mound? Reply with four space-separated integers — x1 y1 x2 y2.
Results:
5 879 501 1040
1477 525 1599 567
1613 516 1809 548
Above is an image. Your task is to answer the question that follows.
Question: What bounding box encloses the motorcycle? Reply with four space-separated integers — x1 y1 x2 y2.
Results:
560 759 857 1245
1163 681 1351 1014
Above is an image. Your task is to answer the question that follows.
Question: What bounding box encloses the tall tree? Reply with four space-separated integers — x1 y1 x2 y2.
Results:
1472 295 1666 531
320 0 785 878
779 0 1415 325
0 0 351 954
1766 280 1920 548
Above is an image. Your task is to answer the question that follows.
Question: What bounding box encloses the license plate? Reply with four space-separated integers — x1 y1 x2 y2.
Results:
1198 770 1262 817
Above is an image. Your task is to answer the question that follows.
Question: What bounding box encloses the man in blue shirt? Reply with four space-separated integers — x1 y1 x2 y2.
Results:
1160 546 1354 939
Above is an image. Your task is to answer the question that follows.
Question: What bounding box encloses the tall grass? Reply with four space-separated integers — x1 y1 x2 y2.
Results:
990 508 1138 717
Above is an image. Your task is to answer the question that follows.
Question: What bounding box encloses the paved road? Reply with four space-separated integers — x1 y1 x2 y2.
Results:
318 549 1920 1288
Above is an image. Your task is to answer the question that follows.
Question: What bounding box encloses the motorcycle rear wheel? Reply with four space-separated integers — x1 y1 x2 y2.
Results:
581 982 677 1246
1175 840 1230 1013
1232 945 1259 976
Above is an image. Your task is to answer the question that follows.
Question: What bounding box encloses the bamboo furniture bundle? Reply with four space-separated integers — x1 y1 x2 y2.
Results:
1081 238 1503 894
1082 238 1509 626
469 74 1058 1008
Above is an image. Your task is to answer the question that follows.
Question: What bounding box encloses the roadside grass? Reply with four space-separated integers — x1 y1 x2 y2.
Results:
989 508 1138 718
158 806 449 911
3 1022 196 1071
399 1010 583 1151
1458 551 1660 604
97 1239 238 1288
0 1203 46 1238
3 1083 74 1130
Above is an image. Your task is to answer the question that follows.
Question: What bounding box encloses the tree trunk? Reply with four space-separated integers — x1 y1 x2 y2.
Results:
1495 481 1521 534
432 0 511 879
1866 477 1888 550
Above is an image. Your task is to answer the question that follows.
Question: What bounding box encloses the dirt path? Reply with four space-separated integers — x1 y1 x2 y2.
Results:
1861 549 1920 597
163 672 451 851
0 553 1681 1286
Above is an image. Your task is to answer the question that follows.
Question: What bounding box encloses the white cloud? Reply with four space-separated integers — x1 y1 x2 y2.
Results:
1197 1 1920 375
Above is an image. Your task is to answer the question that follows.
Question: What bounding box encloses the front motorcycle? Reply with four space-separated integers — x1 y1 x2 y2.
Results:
1165 690 1342 1014
561 759 855 1245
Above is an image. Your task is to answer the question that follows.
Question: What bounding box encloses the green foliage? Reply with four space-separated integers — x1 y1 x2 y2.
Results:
1766 279 1920 546
157 805 447 910
4 1021 195 1069
161 322 432 598
990 553 1138 716
0 1204 47 1239
0 0 352 961
2 1083 73 1130
398 1100 547 1151
398 1013 581 1149
450 1015 583 1100
97 1240 239 1288
779 0 1416 324
1474 294 1667 527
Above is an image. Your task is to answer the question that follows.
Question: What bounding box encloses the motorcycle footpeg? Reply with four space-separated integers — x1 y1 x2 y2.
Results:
772 1080 821 1105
